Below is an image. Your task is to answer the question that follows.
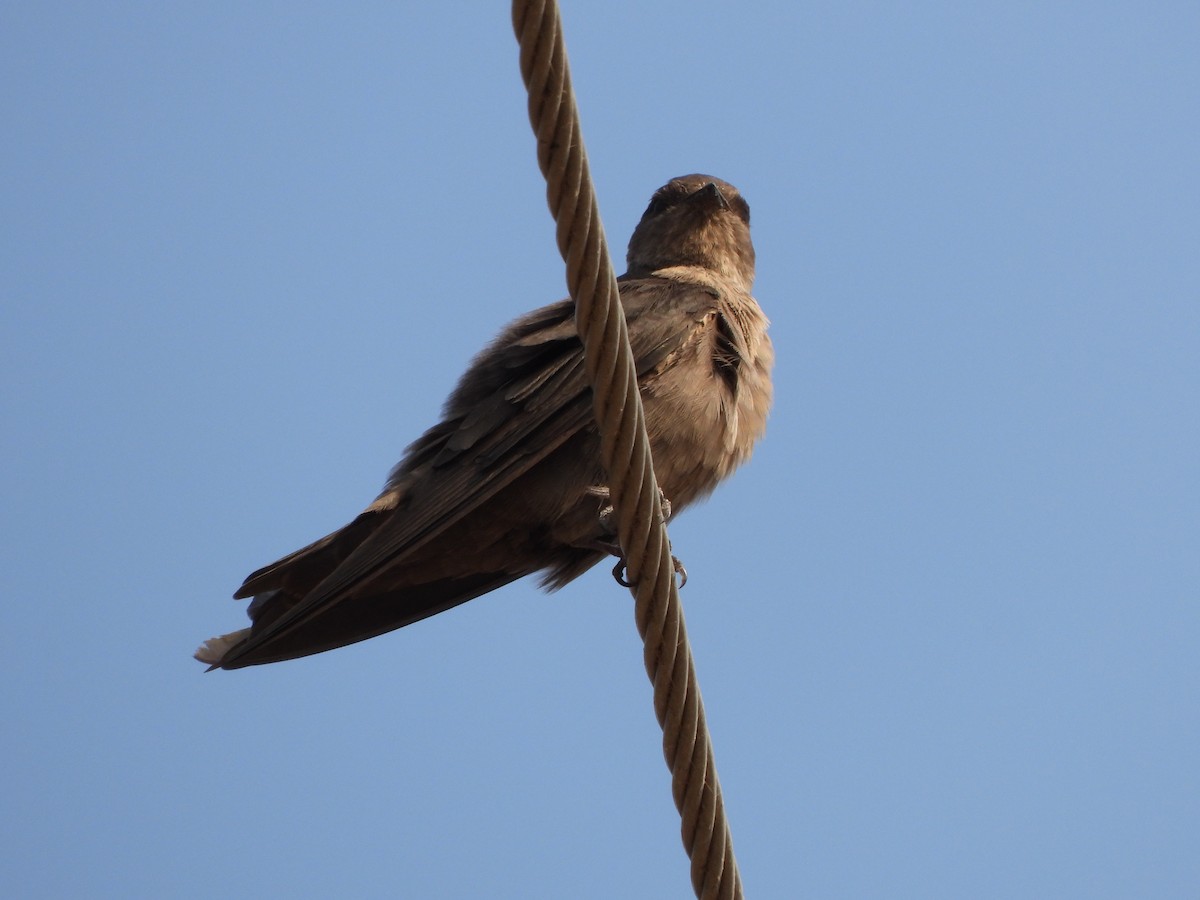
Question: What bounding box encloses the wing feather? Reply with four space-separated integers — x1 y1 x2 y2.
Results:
218 278 721 666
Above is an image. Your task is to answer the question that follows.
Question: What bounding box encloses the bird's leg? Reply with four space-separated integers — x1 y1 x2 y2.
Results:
584 486 687 588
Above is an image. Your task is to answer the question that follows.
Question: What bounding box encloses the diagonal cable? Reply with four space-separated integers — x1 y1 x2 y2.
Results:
511 3 744 897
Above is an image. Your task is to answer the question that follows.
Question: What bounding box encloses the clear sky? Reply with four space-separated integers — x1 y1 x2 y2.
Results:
3 3 1197 898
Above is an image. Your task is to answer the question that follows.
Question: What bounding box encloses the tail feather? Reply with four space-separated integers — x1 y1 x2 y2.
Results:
202 570 522 670
194 628 251 669
199 501 531 669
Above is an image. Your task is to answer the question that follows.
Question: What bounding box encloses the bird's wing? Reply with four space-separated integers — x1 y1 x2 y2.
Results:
218 277 719 665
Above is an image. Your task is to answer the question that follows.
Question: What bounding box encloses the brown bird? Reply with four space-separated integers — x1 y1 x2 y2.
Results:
196 174 772 670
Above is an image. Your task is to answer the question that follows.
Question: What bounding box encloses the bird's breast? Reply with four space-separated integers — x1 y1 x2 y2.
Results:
641 309 772 511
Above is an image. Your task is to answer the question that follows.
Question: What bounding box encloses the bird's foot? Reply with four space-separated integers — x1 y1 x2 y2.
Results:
589 485 673 536
611 553 688 590
585 485 684 588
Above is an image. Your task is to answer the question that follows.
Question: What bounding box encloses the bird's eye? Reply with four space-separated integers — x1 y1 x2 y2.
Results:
644 186 687 219
645 194 675 217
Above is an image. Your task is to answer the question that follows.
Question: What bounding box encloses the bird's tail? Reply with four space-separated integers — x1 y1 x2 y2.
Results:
195 570 524 670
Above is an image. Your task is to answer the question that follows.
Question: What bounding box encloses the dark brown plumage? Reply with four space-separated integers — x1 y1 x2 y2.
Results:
196 175 772 669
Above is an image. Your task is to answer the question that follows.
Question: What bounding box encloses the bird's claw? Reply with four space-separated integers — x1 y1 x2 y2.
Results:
611 554 687 590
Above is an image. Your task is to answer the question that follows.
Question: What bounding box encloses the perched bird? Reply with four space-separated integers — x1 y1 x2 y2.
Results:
196 174 772 670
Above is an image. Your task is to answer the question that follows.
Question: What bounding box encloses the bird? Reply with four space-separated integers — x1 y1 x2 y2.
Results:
196 174 772 670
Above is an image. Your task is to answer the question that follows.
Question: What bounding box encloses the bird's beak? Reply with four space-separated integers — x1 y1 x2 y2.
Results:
688 181 730 211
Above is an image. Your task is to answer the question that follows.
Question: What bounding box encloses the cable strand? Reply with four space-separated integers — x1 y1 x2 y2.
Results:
511 3 744 897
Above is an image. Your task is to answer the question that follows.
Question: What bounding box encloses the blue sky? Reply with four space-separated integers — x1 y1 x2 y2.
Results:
3 3 1197 897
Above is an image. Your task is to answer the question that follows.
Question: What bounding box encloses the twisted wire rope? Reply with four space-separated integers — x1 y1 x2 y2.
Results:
511 3 744 896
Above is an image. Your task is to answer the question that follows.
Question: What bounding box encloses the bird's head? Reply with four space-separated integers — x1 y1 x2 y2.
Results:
625 175 755 291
